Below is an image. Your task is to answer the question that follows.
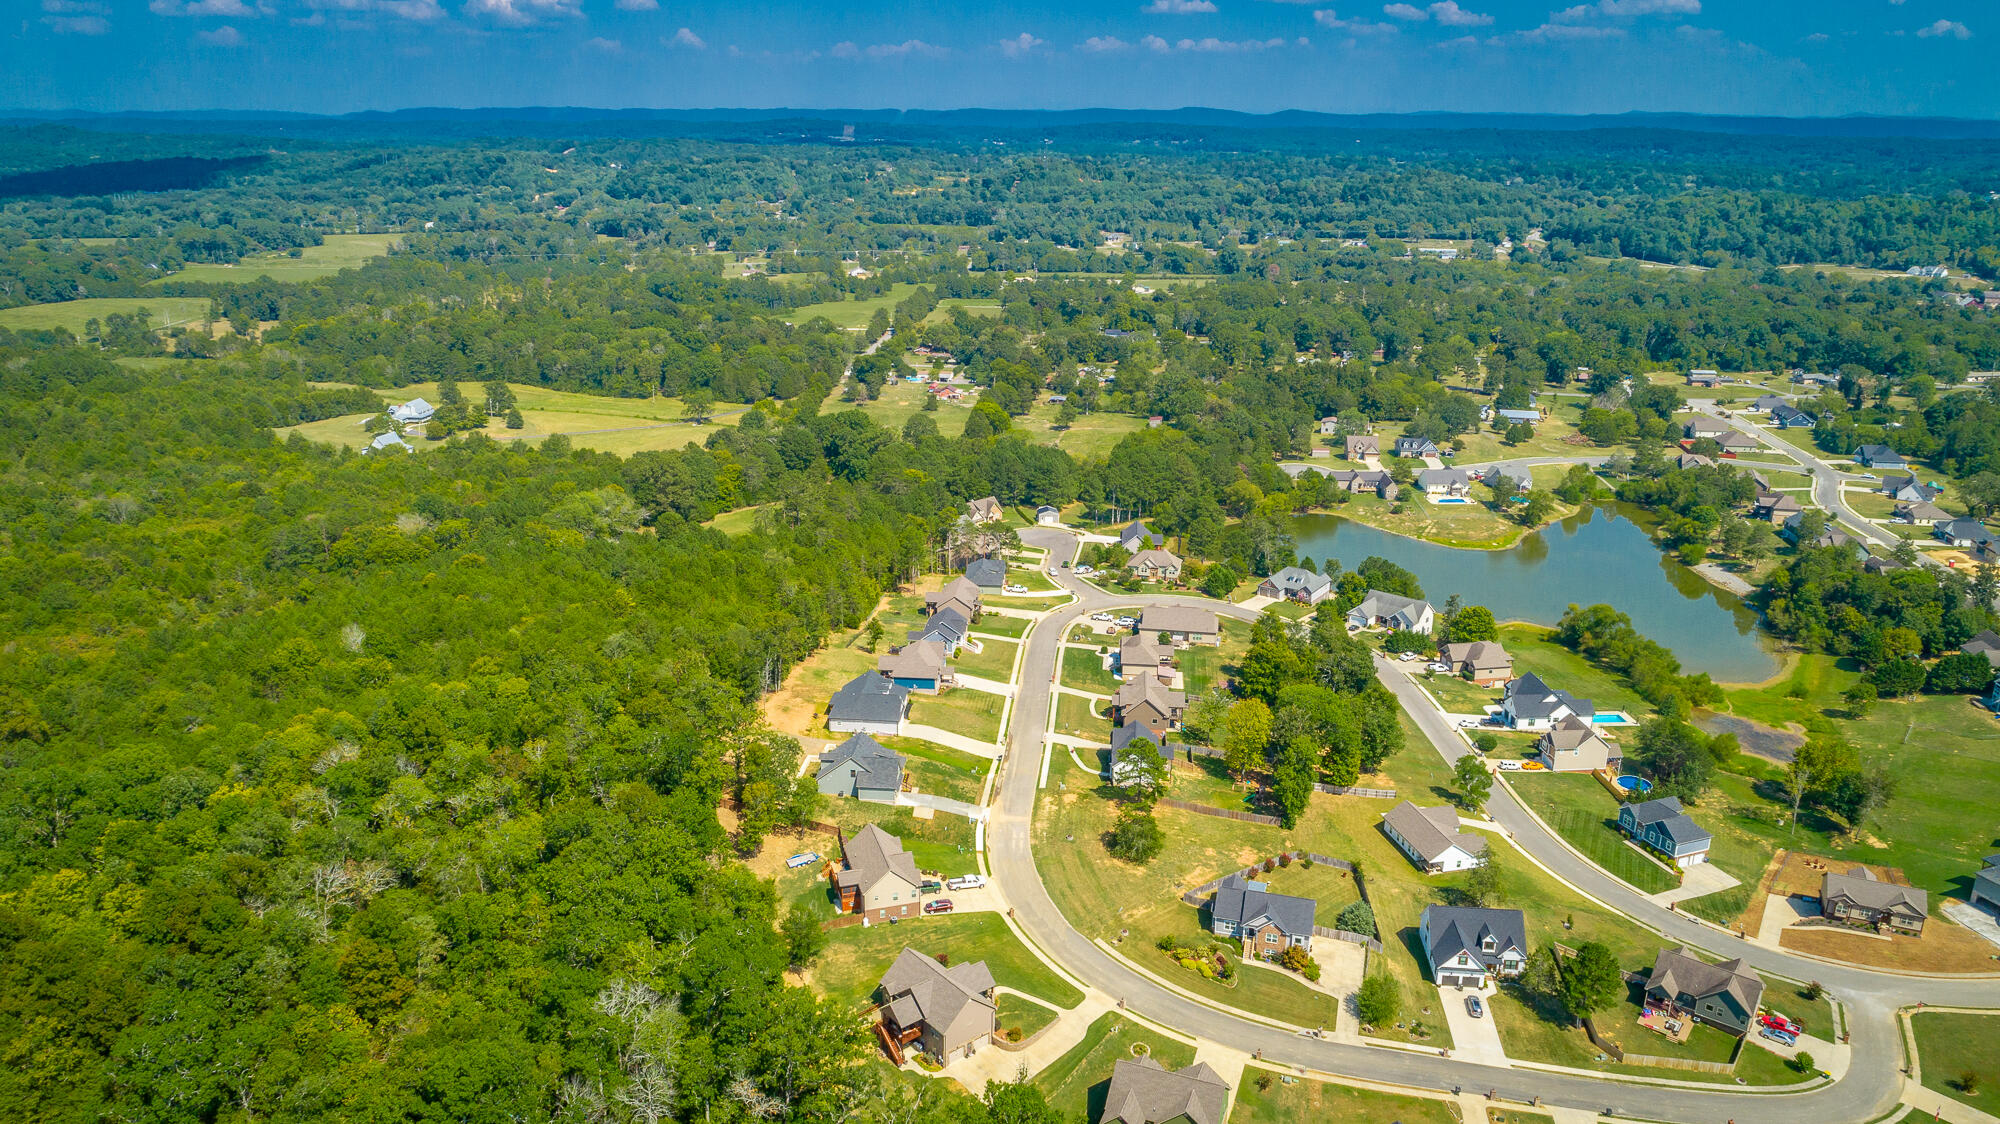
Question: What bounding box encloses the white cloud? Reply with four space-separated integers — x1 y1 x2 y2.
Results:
1428 1 1489 26
670 25 704 48
614 0 657 8
832 39 948 59
307 0 443 19
1553 0 1697 20
1314 9 1398 34
463 0 581 27
999 32 1046 56
1143 0 1217 12
150 0 263 15
1176 35 1287 49
198 23 242 43
42 1 110 34
1382 3 1425 18
1141 33 1171 49
1518 20 1624 40
1803 31 1828 42
1915 18 1970 39
1080 35 1131 50
583 35 620 51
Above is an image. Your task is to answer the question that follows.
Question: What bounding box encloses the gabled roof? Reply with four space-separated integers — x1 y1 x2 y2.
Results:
1394 435 1438 453
1262 566 1333 596
879 640 950 682
1541 714 1612 753
1625 796 1712 847
1716 430 1760 449
1770 404 1815 425
1422 905 1527 967
964 558 1009 588
1120 633 1168 669
829 673 909 725
1823 867 1928 917
966 496 1003 520
1502 672 1593 721
1938 518 1994 545
929 576 984 607
910 606 971 647
1114 671 1185 718
1139 605 1218 635
878 947 995 1047
1346 434 1380 455
1383 800 1487 863
837 823 921 892
820 734 907 792
1418 467 1472 490
1210 873 1316 937
1351 590 1431 623
1856 444 1904 463
1101 1058 1230 1124
1647 946 1764 1015
1442 641 1510 671
1119 521 1159 546
1128 548 1182 571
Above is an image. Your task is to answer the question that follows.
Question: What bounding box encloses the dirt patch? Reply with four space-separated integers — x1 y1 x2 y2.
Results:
737 824 842 881
1780 921 2000 974
1694 711 1803 763
1768 850 1911 899
1736 850 1789 937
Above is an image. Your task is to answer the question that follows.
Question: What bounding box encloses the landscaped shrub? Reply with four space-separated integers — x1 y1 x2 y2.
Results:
1005 1027 1023 1042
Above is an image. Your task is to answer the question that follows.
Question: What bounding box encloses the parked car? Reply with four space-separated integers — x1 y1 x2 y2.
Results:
1466 995 1485 1018
919 879 943 894
1426 662 1452 673
1521 761 1545 770
1759 1013 1803 1035
1397 652 1421 662
1115 616 1137 626
1497 761 1523 771
1076 564 1094 575
1758 1027 1797 1047
946 874 986 891
923 899 954 915
1005 583 1028 594
1061 560 1071 568
1091 612 1113 622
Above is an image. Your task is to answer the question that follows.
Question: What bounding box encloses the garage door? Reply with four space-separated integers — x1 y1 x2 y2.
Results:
1440 975 1463 988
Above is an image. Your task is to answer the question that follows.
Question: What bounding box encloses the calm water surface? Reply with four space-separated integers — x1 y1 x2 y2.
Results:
1288 504 1780 684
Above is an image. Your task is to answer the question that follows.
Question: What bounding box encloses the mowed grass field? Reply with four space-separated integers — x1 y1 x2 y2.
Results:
275 380 745 456
154 234 400 285
785 284 923 329
849 379 1145 461
0 296 212 334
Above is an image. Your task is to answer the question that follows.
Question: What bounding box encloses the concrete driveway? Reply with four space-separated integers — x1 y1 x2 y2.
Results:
1436 981 1508 1065
1648 862 1740 907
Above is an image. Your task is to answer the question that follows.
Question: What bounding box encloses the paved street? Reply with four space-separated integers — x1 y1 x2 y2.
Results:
971 524 2000 1124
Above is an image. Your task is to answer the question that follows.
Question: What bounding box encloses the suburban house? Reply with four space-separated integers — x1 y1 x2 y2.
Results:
365 431 412 454
1138 605 1220 646
1418 468 1473 499
876 947 996 1061
1127 548 1183 581
1677 452 1714 470
1749 394 1788 413
1538 715 1620 773
1394 435 1440 458
1100 1059 1230 1124
1618 796 1712 865
964 558 1009 590
1346 434 1380 459
1496 408 1541 428
1382 800 1487 873
1036 505 1061 525
388 397 435 425
1962 630 2000 668
1782 512 1861 552
1498 672 1593 731
1418 905 1528 989
1108 726 1177 785
925 576 984 619
1794 371 1838 388
1346 590 1435 634
1319 416 1341 435
817 734 907 803
1882 475 1944 503
1897 500 1952 524
1970 855 2000 915
1258 566 1335 603
1769 404 1817 429
827 673 909 736
1119 521 1163 552
1325 468 1398 499
1440 640 1512 686
1117 633 1176 681
965 496 1004 524
1752 492 1803 522
1687 369 1723 387
908 606 972 655
1682 416 1728 440
1854 445 1906 470
1644 947 1765 1037
1482 465 1532 494
1113 671 1186 736
834 823 923 921
1208 873 1316 958
1821 868 1928 934
879 640 955 694
1936 519 1996 550
1716 431 1760 455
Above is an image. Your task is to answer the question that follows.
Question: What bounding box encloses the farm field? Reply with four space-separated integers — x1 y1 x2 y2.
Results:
0 296 212 334
274 380 746 454
849 378 1146 460
155 234 400 284
785 283 922 328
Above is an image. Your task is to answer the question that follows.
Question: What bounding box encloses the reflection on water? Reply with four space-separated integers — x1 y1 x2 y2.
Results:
1288 503 1779 684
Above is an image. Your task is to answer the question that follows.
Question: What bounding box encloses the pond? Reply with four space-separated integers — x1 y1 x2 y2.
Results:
1288 504 1780 684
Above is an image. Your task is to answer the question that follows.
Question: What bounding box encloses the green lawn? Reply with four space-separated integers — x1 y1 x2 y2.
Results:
1498 626 1654 718
970 613 1032 639
703 504 773 535
953 639 1020 682
814 912 1084 1013
1488 987 1803 1086
1913 1011 2000 1117
1231 1070 1458 1124
1512 772 1679 895
1054 693 1114 741
995 992 1061 1041
909 689 1005 742
819 803 978 877
1419 672 1500 715
1033 1015 1196 1122
0 296 212 334
901 757 986 805
786 283 923 329
155 233 399 284
986 595 1066 612
1061 646 1121 694
277 379 746 456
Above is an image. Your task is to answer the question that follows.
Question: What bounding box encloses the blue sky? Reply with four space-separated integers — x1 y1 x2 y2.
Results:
4 1 1990 118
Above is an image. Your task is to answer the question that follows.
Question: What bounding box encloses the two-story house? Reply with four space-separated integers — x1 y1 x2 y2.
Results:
1418 905 1527 989
1618 796 1712 865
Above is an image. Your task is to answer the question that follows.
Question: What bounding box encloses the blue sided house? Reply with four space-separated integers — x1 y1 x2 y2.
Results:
1618 796 1712 865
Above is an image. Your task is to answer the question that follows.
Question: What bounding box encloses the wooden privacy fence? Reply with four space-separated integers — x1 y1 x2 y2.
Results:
1311 925 1384 953
1180 852 1358 904
1314 783 1397 799
1159 798 1281 826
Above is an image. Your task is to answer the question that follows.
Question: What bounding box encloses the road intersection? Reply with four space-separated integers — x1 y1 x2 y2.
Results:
977 524 2000 1123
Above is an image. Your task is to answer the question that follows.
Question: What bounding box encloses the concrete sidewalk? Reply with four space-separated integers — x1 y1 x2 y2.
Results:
894 791 987 820
902 723 1002 756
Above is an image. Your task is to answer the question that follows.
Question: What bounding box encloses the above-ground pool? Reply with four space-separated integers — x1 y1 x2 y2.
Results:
1616 775 1654 795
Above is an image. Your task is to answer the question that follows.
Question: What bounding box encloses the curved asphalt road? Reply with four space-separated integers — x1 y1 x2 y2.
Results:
986 525 2000 1123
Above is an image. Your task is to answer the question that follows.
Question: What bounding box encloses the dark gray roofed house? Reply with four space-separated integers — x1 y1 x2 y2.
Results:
1108 727 1177 786
964 558 1009 589
1208 873 1316 958
1645 947 1765 1036
827 673 909 736
1882 475 1944 504
1752 492 1802 522
908 606 972 655
877 947 996 1060
1897 501 1951 525
1417 468 1473 498
1769 404 1816 429
1751 394 1788 413
1419 905 1527 988
1394 435 1440 458
1962 630 2000 668
1100 1058 1231 1124
1119 521 1162 551
817 734 906 802
1618 796 1712 864
1821 867 1928 934
1936 519 1996 549
1498 672 1592 731
1346 590 1435 634
1971 855 2000 915
1257 566 1334 604
1854 445 1906 470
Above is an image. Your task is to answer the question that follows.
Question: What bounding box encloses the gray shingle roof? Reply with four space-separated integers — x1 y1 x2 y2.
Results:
836 823 921 893
1138 605 1217 636
1647 946 1764 1016
828 673 909 726
1626 796 1711 848
878 947 995 1054
1502 672 1593 721
1351 590 1431 626
1210 873 1316 938
1261 566 1332 597
909 606 970 647
1383 800 1487 864
879 640 950 682
1422 905 1527 968
819 733 907 792
1823 867 1928 917
1101 1059 1230 1124
964 558 1008 588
